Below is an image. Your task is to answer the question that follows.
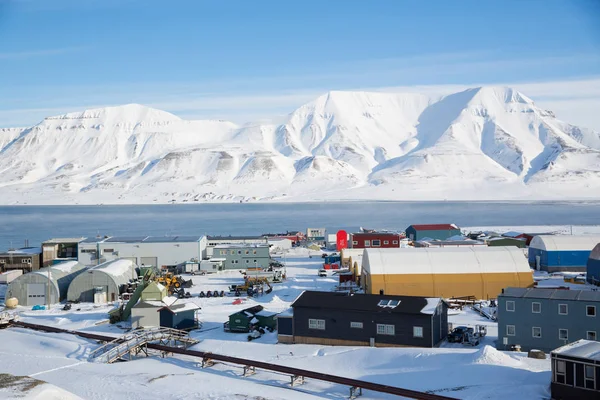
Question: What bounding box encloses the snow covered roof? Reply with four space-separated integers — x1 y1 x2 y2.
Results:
214 244 269 249
590 243 600 261
362 247 531 275
5 247 41 255
502 231 524 238
277 307 293 317
529 235 600 251
144 282 166 292
420 298 442 315
292 291 441 315
552 339 600 361
161 302 200 313
255 310 277 317
162 296 178 306
500 287 600 302
43 237 86 244
409 224 459 231
84 259 137 288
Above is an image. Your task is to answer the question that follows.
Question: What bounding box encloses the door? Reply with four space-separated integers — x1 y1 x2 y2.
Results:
27 283 46 306
535 256 541 271
141 257 158 268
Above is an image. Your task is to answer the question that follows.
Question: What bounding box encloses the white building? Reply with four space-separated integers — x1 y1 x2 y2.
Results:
268 238 293 252
206 236 268 257
77 236 207 268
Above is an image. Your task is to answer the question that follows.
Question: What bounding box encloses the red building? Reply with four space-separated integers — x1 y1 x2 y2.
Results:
350 232 403 249
263 231 305 245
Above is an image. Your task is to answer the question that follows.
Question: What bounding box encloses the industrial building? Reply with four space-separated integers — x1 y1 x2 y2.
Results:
587 243 600 286
350 232 402 249
278 291 448 348
67 259 138 303
528 235 600 272
551 340 600 400
213 244 271 270
361 247 534 300
414 239 486 248
262 231 305 245
206 236 268 257
0 247 43 273
77 235 207 269
497 287 600 353
6 261 87 306
42 238 86 267
267 238 293 252
340 248 364 273
405 224 461 242
306 228 326 246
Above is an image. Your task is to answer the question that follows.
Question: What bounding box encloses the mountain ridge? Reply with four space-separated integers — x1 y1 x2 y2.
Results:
1 86 599 204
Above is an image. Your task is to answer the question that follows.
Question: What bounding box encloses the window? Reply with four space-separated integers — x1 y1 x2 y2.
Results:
587 306 596 317
559 329 568 340
506 325 515 336
245 260 249 264
383 240 389 245
253 250 257 255
587 331 596 341
532 327 542 338
558 304 568 315
0 260 5 264
220 250 226 255
103 248 114 254
413 326 424 338
245 250 249 255
506 301 515 312
392 240 398 244
253 259 257 263
352 241 358 245
555 360 566 384
364 240 371 247
238 250 242 254
378 299 400 308
372 240 381 247
532 302 541 313
308 319 325 330
230 250 235 255
585 365 595 389
376 324 395 335
350 322 363 329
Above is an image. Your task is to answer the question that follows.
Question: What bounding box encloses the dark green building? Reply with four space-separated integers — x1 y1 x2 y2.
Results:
486 237 526 248
405 224 461 241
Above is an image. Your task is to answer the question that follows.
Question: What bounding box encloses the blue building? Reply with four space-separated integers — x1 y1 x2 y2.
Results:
528 235 600 273
405 224 461 241
587 243 600 286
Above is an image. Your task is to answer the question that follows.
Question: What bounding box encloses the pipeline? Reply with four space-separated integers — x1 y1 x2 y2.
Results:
11 321 457 400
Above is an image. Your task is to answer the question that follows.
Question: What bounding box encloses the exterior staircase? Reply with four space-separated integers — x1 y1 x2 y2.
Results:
88 327 199 364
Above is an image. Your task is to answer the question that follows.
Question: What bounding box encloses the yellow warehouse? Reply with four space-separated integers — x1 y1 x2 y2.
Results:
361 246 534 300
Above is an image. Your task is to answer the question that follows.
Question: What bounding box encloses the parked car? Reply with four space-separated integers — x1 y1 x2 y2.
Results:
447 326 473 343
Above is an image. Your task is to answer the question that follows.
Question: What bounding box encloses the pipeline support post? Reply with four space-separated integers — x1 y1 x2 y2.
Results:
202 358 215 368
290 375 305 387
349 386 363 399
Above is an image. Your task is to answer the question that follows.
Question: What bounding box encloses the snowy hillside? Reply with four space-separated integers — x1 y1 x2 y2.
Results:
1 88 599 204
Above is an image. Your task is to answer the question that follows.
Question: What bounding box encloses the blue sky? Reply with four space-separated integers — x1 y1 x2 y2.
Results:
1 0 600 128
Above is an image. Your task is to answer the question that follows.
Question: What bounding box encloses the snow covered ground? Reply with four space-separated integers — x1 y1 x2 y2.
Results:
0 249 556 399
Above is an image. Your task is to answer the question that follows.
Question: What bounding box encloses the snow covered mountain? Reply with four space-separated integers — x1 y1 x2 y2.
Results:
1 87 599 204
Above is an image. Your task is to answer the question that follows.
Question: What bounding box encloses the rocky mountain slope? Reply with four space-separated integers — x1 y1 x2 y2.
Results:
1 87 599 204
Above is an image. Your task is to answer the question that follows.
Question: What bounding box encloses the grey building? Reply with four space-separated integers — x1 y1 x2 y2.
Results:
6 261 87 306
281 291 448 348
213 244 271 270
67 259 138 303
497 287 600 352
77 236 207 268
551 339 600 400
131 300 200 330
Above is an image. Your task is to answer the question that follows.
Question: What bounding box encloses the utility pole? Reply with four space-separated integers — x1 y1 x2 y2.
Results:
47 266 51 310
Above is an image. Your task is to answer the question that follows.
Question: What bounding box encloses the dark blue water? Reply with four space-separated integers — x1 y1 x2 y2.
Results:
1 201 599 249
